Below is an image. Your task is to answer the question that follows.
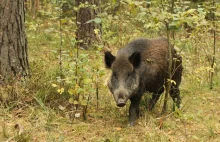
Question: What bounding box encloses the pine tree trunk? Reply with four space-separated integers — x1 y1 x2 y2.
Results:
0 0 29 84
76 0 101 49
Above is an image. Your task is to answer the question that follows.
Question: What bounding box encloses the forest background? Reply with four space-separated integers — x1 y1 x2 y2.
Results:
0 0 220 141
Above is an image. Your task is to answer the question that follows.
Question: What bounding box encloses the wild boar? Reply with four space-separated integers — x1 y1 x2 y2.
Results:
104 37 183 126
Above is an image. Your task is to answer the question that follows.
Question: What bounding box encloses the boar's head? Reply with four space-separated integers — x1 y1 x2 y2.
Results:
104 51 141 107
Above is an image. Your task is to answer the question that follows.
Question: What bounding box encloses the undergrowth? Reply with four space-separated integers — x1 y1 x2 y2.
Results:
1 24 219 142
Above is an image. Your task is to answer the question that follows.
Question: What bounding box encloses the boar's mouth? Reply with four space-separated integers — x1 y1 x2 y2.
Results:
117 103 126 107
117 98 126 107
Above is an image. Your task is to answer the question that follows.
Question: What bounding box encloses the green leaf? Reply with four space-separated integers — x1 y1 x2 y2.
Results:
94 18 102 24
84 78 92 84
74 100 79 105
171 80 177 85
57 88 64 94
52 84 57 87
68 89 75 95
138 12 146 17
81 100 87 106
69 98 74 104
167 79 176 85
79 53 88 58
61 19 68 24
111 0 117 3
76 88 84 94
169 21 180 30
186 9 196 14
85 18 102 24
197 8 204 13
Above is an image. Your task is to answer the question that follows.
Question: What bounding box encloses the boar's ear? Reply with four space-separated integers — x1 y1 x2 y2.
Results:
129 52 141 68
104 51 115 68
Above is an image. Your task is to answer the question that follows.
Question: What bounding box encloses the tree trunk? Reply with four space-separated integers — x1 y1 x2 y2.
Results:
0 0 29 84
76 0 101 49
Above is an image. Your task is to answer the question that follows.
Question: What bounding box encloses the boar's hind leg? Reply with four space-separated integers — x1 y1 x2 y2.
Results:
148 89 164 111
170 86 181 109
129 96 141 126
148 94 161 111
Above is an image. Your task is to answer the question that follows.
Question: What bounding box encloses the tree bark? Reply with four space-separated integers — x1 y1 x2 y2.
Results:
76 0 101 49
0 0 29 84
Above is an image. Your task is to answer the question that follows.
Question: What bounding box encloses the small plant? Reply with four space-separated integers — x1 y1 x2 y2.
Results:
52 36 105 120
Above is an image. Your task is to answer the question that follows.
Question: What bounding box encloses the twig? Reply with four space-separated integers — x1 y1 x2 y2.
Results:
210 0 216 90
59 0 63 87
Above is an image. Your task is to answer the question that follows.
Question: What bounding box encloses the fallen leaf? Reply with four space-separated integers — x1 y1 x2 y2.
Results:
75 113 80 118
115 127 122 131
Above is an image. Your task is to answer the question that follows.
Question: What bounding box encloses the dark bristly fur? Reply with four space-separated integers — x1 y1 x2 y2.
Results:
104 37 183 126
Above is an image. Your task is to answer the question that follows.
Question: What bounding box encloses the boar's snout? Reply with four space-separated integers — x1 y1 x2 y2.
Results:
114 89 129 107
117 98 126 107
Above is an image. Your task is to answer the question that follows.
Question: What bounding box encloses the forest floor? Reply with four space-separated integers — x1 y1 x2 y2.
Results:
0 82 220 142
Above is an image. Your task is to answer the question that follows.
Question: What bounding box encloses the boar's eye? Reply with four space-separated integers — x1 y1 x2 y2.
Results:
113 72 117 78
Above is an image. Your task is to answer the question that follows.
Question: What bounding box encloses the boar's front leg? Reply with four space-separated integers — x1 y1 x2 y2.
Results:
128 96 141 126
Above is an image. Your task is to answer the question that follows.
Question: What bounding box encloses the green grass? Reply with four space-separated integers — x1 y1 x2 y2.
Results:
1 86 220 141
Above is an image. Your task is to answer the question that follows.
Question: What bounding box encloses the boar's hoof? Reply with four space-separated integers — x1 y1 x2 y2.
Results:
117 99 126 107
